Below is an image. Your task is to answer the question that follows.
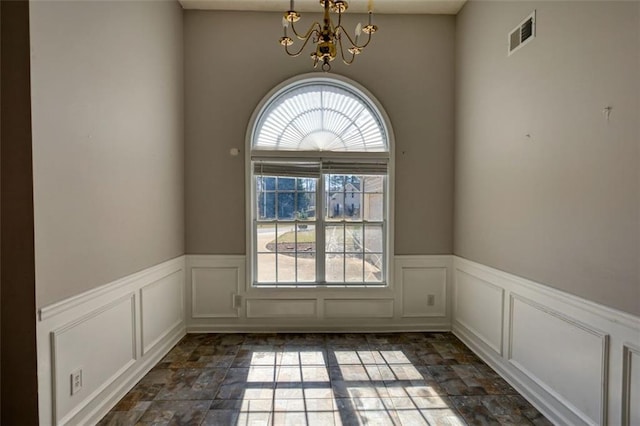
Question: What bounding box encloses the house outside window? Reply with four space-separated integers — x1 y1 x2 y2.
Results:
247 75 393 287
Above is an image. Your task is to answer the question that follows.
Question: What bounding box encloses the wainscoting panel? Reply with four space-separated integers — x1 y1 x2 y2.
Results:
509 295 609 424
324 299 394 318
452 256 640 426
246 299 317 319
52 294 136 424
37 257 186 426
191 267 240 318
453 269 504 355
623 343 640 425
400 266 447 318
187 255 245 321
141 270 184 355
186 255 452 332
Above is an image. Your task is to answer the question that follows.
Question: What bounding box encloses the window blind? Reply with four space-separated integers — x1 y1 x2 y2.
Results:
253 160 388 177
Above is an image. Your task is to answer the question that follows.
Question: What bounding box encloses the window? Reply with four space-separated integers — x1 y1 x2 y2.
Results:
248 76 392 287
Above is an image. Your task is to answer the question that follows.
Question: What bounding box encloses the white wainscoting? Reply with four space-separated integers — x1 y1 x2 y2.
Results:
454 269 504 355
186 255 452 332
398 258 448 318
36 253 640 426
246 299 317 319
509 295 609 425
37 257 186 426
623 343 640 425
452 256 640 426
324 298 394 318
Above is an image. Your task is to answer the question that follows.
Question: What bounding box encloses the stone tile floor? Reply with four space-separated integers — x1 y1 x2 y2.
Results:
98 332 552 425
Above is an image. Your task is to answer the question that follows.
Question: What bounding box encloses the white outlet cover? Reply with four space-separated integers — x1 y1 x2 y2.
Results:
70 368 82 395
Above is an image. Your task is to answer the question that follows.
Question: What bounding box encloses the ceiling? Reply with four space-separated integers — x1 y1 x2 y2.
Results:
178 0 467 15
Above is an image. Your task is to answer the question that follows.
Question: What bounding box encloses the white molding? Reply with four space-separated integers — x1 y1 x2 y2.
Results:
37 253 640 426
622 343 640 425
453 268 504 356
51 294 137 425
187 254 247 264
187 323 453 333
246 298 318 319
37 256 186 426
51 293 137 357
394 254 453 263
324 298 394 318
400 266 447 318
452 256 640 426
507 292 611 357
39 256 185 321
508 294 610 425
191 266 241 318
454 256 640 332
74 325 185 426
396 255 451 319
186 254 452 331
140 270 185 355
452 322 575 426
187 256 245 319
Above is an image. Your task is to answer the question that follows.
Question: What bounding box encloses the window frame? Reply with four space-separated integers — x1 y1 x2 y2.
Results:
245 74 395 290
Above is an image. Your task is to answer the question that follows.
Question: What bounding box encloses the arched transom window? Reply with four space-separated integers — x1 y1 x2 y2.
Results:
254 83 387 152
248 76 392 287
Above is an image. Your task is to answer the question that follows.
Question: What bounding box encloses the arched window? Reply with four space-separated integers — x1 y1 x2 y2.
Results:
247 75 393 287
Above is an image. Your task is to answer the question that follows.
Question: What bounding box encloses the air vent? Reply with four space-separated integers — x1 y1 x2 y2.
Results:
508 11 536 55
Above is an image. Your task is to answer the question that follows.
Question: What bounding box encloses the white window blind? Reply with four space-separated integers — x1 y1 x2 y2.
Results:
253 160 388 178
254 82 387 152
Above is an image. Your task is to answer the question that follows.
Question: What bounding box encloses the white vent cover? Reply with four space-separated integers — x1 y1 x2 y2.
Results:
508 11 536 55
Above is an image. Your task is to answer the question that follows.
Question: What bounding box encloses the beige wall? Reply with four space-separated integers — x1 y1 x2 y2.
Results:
185 11 455 255
30 0 185 308
455 1 640 315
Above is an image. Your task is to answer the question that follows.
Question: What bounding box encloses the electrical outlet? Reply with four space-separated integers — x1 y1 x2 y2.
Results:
427 294 435 306
233 294 242 308
70 368 82 395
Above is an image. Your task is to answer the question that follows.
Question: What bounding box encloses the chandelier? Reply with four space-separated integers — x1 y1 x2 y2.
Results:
279 0 378 72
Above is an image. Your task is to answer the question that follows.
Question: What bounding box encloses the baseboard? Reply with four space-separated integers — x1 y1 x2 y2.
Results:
36 256 187 426
186 323 453 333
452 256 640 426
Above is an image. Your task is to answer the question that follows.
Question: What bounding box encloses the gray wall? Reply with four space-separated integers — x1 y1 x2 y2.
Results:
29 0 185 308
185 11 455 255
455 1 640 316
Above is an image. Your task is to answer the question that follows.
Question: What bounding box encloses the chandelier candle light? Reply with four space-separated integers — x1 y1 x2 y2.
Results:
280 0 378 72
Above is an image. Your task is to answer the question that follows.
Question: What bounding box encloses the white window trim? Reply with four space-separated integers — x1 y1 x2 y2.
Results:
245 73 395 292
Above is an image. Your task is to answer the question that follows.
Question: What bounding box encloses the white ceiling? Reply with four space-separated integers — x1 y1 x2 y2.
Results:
178 0 467 15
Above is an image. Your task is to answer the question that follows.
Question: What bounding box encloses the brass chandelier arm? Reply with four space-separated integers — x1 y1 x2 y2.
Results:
337 34 357 65
335 24 374 50
290 20 322 41
284 28 321 57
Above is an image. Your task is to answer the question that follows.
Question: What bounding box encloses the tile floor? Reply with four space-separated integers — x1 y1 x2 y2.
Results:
98 332 552 425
